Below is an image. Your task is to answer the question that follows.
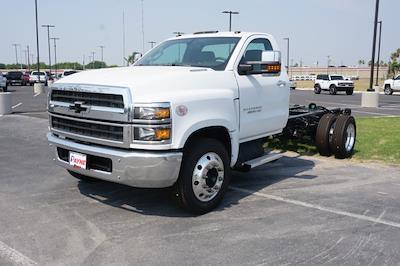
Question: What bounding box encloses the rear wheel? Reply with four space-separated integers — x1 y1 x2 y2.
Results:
314 84 321 94
384 85 393 95
175 138 230 214
330 115 356 159
346 88 354 95
329 85 337 95
67 170 99 183
315 113 337 156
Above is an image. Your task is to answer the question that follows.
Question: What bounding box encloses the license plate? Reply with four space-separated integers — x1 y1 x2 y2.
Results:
69 151 87 169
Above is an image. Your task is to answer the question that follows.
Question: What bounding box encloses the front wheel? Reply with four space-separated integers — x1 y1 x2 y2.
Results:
346 88 354 95
384 85 393 95
329 85 337 95
175 138 231 214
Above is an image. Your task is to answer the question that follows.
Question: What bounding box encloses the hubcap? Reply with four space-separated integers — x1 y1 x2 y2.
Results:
345 123 355 152
192 152 224 202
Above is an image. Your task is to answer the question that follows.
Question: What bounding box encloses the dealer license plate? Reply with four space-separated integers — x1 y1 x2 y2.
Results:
69 151 87 169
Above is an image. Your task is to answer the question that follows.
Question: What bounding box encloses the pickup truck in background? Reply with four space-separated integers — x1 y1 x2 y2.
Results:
314 74 354 95
47 32 356 213
384 75 400 95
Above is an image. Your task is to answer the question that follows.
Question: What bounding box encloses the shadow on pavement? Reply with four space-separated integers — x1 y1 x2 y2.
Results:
77 155 316 217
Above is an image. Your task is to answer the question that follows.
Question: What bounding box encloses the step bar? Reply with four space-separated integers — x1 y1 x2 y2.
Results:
242 151 283 169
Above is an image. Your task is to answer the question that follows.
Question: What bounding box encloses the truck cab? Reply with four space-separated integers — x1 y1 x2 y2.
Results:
47 31 290 213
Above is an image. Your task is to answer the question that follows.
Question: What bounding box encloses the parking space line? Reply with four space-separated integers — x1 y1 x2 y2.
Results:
0 240 38 266
12 103 22 109
231 186 400 229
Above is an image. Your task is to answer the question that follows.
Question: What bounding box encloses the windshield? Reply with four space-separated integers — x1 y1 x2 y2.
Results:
331 75 344 80
136 37 240 71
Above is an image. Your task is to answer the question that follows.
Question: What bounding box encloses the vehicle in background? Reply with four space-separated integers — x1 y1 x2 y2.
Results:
289 79 297 90
29 71 48 86
6 71 25 86
383 75 400 95
0 73 7 91
22 72 31 86
61 70 78 78
314 74 354 95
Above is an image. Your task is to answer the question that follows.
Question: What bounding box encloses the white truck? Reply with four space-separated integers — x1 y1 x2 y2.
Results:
314 74 354 95
383 75 400 95
47 32 356 213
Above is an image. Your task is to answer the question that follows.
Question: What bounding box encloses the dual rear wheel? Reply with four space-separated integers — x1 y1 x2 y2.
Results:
315 114 356 159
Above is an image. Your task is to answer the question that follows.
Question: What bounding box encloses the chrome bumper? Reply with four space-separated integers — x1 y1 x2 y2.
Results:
47 133 182 188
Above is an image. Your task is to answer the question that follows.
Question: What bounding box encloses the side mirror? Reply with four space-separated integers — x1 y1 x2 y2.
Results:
239 50 282 75
261 50 281 64
238 64 253 75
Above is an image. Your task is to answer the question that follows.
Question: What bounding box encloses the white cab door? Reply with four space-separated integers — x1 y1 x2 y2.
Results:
234 37 289 141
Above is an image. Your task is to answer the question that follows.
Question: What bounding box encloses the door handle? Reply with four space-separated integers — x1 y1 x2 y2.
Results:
277 80 286 87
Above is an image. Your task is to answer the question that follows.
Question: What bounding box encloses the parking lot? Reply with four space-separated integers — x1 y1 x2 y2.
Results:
0 85 399 265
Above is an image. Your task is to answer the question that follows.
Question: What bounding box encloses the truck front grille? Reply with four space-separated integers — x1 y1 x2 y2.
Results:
51 89 124 108
51 116 124 142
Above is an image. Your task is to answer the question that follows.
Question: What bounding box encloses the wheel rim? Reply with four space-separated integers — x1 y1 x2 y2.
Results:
344 123 355 152
192 152 224 202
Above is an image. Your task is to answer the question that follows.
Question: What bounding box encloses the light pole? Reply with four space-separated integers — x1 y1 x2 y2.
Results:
148 41 156 48
368 0 380 91
41 24 55 75
34 0 40 78
283 38 290 77
12 44 19 66
222 11 239 32
50 37 59 78
91 51 95 69
98 45 105 64
375 20 382 87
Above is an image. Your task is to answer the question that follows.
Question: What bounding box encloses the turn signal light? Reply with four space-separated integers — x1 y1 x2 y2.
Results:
155 128 171 140
154 108 170 119
266 64 281 73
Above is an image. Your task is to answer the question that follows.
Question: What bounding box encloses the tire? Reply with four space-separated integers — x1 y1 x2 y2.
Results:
329 85 337 95
175 138 231 214
346 88 354 95
315 113 338 156
67 170 99 183
314 84 321 94
330 115 356 159
384 85 393 95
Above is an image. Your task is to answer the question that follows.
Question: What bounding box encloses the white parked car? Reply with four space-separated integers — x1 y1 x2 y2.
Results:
47 31 356 213
383 75 400 95
314 74 354 95
0 73 7 91
29 71 48 86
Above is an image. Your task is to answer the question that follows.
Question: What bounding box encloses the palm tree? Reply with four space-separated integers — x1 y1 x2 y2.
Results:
127 52 142 65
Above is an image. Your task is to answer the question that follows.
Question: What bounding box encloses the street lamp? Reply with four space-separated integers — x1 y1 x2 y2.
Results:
50 37 60 79
375 21 382 87
222 10 239 32
367 0 380 91
98 45 105 64
283 38 290 77
41 24 55 75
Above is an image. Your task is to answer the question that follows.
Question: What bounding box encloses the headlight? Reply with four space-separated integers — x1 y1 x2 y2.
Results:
134 104 170 120
134 127 171 142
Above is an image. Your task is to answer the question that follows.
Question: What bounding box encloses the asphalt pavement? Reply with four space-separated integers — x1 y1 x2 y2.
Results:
1 86 400 265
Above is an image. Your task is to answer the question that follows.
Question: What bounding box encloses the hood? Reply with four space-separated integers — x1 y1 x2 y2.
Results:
53 66 238 102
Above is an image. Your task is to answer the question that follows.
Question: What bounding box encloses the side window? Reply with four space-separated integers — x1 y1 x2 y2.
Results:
241 38 273 63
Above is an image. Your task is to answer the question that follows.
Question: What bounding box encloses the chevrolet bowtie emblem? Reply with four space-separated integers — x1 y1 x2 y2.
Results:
69 101 87 113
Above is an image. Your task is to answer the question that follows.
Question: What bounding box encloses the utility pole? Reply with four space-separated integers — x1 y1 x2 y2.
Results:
375 20 382 86
148 41 156 48
50 37 60 78
368 0 380 91
27 45 30 71
98 45 105 64
222 10 239 32
41 24 55 74
34 0 40 78
283 38 290 77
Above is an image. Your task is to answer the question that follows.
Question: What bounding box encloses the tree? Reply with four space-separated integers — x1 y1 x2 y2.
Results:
358 59 365 66
127 52 142 65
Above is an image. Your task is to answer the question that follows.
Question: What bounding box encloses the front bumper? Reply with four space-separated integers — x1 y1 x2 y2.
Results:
336 85 354 91
47 133 182 188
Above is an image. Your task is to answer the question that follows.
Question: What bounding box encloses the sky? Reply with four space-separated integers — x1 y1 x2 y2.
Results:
0 0 398 67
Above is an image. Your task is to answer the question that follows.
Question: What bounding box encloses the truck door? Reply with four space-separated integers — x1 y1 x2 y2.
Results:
394 76 400 90
234 37 289 141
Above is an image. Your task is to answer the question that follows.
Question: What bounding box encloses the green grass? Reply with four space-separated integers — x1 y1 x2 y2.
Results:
296 78 384 91
267 117 400 164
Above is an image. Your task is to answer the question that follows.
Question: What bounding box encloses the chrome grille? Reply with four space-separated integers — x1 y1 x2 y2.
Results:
51 89 124 108
51 116 123 142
